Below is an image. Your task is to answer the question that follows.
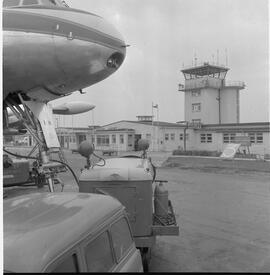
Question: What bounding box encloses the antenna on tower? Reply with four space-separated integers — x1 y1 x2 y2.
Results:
225 48 228 66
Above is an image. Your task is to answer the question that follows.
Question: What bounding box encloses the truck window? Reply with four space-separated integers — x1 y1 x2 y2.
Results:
22 0 38 5
85 231 114 272
3 0 21 7
52 253 79 273
111 218 133 261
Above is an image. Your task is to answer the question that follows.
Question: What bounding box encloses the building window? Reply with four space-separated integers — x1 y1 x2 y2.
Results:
146 134 151 141
192 103 201 112
180 133 189 141
170 133 175 141
223 133 236 143
112 134 116 144
191 91 201 97
120 134 124 144
200 133 212 143
248 133 263 144
165 133 169 141
256 133 263 144
97 135 110 146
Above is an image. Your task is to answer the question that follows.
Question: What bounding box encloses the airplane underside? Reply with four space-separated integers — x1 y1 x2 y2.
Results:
3 3 126 192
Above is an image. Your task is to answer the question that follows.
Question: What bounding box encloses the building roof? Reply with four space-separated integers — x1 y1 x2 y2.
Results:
55 121 270 133
102 120 185 129
4 192 123 272
181 63 229 76
56 126 100 131
96 128 135 133
200 122 270 132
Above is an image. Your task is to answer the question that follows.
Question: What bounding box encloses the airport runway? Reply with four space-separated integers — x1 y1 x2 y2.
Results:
150 168 270 272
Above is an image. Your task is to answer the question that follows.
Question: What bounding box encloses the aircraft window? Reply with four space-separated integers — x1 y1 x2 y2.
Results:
3 0 21 7
22 0 39 5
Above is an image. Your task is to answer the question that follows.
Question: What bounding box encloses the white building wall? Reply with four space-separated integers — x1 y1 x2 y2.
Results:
192 131 270 155
201 89 220 124
185 88 220 124
101 121 270 155
220 88 238 123
249 132 270 155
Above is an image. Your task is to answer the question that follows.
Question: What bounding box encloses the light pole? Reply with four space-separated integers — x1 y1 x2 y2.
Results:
179 120 188 152
183 121 189 152
91 107 96 146
152 103 158 151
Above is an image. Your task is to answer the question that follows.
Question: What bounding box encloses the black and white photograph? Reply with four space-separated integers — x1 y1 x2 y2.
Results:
2 0 270 272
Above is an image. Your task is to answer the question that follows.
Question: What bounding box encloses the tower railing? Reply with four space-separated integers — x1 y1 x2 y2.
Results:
178 79 245 91
224 80 245 89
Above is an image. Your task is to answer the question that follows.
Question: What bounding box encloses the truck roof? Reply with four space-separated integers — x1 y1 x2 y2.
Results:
4 192 123 272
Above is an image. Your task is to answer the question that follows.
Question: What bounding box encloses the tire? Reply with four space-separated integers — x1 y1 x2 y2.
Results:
140 247 149 272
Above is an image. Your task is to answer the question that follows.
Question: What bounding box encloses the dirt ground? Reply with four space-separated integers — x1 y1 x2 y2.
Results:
4 149 270 272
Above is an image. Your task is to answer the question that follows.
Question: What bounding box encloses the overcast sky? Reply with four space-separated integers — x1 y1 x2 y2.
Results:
53 0 269 127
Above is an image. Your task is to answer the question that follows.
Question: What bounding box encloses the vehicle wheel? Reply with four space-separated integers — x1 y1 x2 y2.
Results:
141 248 149 272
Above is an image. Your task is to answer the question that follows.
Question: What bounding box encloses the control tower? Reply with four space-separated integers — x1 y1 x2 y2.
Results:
178 62 245 124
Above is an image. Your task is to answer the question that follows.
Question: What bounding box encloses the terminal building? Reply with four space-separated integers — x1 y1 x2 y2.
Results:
13 63 269 156
88 62 269 156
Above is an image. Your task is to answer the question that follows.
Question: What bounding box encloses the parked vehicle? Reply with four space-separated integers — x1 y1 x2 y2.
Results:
4 192 143 273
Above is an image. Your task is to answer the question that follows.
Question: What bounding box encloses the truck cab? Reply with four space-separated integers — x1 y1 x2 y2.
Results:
4 192 143 272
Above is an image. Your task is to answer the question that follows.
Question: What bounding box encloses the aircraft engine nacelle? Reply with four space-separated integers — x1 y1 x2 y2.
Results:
52 102 95 115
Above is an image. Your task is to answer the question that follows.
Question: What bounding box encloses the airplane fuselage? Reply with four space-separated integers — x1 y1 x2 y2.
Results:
3 4 126 103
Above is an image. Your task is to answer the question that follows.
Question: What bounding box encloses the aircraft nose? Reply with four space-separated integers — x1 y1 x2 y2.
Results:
94 15 126 69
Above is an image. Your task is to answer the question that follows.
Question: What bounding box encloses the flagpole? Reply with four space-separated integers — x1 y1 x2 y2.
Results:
151 102 154 151
157 105 159 151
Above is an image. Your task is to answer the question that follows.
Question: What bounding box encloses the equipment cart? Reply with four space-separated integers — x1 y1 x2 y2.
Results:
78 155 179 271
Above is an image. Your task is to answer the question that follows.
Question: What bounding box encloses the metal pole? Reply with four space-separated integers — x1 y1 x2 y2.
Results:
157 106 159 151
184 122 188 152
184 127 186 152
151 102 154 151
92 109 95 146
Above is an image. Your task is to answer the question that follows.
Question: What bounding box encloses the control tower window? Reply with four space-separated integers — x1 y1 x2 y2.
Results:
3 0 21 7
192 103 201 112
22 0 39 5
